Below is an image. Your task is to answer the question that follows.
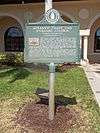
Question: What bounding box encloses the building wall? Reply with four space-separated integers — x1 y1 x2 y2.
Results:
88 18 100 63
0 0 99 62
0 17 20 52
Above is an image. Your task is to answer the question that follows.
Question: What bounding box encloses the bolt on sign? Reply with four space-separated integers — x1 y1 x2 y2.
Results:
24 9 81 64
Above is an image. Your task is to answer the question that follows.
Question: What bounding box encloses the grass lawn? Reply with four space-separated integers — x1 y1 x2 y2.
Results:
0 66 100 133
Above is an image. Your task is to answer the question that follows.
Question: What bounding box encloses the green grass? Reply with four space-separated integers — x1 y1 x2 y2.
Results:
0 66 100 133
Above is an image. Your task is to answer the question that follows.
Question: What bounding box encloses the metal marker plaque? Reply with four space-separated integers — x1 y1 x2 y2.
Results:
24 9 80 64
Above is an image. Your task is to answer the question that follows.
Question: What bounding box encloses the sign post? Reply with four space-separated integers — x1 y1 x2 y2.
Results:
45 0 52 13
49 63 55 120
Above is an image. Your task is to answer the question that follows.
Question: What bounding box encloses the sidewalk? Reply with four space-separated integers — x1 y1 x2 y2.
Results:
83 64 100 107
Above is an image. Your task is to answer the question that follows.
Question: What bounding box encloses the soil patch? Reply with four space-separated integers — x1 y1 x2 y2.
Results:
15 102 79 133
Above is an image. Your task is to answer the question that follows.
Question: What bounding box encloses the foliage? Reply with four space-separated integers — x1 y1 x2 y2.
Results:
0 53 6 64
56 63 78 72
0 52 24 66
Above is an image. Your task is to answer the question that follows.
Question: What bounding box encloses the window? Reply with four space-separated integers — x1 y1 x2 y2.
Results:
94 27 100 52
5 27 24 52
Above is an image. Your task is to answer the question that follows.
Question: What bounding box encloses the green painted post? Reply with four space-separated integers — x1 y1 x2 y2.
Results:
49 62 55 120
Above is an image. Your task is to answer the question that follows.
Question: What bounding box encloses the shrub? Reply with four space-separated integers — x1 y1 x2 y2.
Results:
0 53 6 64
56 63 78 72
0 52 24 66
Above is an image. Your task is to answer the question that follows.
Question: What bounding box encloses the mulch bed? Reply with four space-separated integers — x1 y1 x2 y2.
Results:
15 101 79 133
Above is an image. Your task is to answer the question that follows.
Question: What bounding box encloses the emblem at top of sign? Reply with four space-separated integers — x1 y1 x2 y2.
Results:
45 9 60 24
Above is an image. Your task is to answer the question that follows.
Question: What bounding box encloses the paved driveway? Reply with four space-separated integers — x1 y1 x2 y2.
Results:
84 64 100 107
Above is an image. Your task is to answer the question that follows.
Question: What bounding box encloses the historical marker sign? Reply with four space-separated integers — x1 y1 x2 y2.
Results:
24 9 80 121
24 9 80 64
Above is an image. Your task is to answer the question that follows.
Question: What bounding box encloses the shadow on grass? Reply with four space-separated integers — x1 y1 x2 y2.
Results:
0 68 18 77
0 67 32 83
10 68 32 83
35 88 77 106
